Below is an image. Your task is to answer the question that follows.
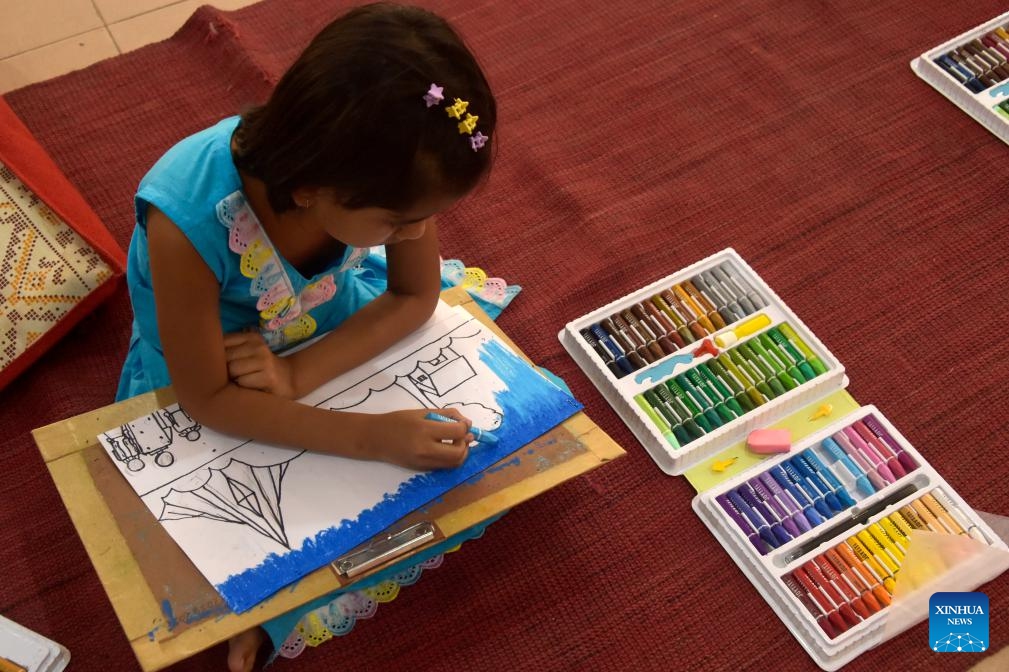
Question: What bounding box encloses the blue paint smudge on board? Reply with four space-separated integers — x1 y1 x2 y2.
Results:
214 336 582 613
161 600 178 630
633 354 694 384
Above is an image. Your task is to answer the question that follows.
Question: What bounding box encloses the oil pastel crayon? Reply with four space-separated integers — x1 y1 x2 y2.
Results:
886 512 915 542
832 432 887 492
854 530 900 576
766 327 817 381
673 284 717 333
842 426 895 484
749 477 802 538
580 328 625 377
641 300 687 349
909 498 944 533
823 547 884 614
748 337 799 392
717 493 770 554
661 289 707 339
792 567 851 634
613 313 656 363
653 384 704 440
930 489 991 544
718 262 767 310
758 333 808 384
646 388 693 446
710 266 756 315
790 455 846 514
782 573 842 639
776 323 828 375
425 413 499 445
728 348 778 400
757 471 812 533
879 516 910 551
684 368 737 424
697 363 747 416
694 272 745 322
866 523 905 565
898 505 930 533
807 559 869 623
851 420 907 479
717 353 767 407
674 374 723 429
682 280 727 329
781 460 835 520
846 537 897 595
589 322 629 373
600 318 647 370
820 436 875 497
799 451 857 509
737 342 787 397
705 359 756 412
834 542 893 604
639 391 681 447
737 483 793 546
769 464 826 528
651 293 696 345
621 304 669 355
665 378 715 434
859 415 918 474
728 489 780 549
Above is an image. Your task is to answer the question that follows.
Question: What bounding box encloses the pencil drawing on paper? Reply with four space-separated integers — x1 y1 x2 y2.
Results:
98 306 582 613
101 405 201 472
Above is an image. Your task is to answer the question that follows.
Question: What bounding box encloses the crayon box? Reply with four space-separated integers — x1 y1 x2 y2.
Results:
692 405 1009 670
558 248 846 474
911 10 1009 144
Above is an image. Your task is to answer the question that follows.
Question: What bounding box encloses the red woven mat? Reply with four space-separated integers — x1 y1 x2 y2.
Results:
1 1 1007 670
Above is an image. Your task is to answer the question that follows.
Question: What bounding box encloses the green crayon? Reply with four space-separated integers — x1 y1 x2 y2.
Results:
717 354 767 407
767 327 817 380
635 394 680 448
654 384 704 440
666 378 714 433
685 367 736 424
706 359 756 412
748 337 799 391
697 364 747 416
777 323 828 375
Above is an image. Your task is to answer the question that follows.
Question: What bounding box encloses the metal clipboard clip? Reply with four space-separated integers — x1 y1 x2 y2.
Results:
331 522 438 580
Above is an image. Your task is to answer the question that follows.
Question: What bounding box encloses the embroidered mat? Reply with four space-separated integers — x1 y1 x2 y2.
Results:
0 161 113 374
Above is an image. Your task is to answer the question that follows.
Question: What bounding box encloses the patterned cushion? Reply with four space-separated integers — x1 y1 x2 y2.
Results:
0 98 125 389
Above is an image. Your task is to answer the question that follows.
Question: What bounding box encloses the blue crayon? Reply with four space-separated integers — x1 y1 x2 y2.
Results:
589 324 634 375
789 456 845 514
800 451 857 509
780 460 834 520
425 412 499 445
769 465 825 528
821 437 875 497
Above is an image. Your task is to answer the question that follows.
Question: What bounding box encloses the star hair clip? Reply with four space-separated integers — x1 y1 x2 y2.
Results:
423 83 489 152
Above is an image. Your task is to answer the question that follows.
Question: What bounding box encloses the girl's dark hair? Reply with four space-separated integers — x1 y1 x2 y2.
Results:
234 2 496 213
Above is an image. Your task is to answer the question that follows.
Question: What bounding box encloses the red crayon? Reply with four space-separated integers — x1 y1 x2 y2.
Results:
802 561 862 628
782 573 840 639
814 555 873 619
792 567 850 635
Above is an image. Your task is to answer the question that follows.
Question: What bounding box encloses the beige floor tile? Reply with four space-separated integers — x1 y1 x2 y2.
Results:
106 1 202 53
94 0 184 26
0 28 119 95
0 0 103 59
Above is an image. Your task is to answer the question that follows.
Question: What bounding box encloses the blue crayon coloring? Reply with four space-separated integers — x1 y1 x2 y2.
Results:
633 354 695 385
426 412 500 445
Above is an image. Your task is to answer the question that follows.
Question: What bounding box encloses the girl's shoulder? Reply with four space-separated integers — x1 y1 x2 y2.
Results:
138 116 242 217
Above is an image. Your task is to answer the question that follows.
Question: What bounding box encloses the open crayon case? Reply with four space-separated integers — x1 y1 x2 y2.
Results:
692 405 1009 671
911 10 1009 144
558 248 846 474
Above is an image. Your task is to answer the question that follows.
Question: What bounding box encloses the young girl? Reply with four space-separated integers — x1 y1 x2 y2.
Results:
116 3 509 670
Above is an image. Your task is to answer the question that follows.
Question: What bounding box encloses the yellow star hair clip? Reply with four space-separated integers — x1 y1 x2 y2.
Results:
445 98 469 119
457 113 478 135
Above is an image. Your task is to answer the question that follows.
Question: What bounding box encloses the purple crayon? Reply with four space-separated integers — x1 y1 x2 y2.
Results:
758 471 813 533
717 493 770 554
750 476 803 538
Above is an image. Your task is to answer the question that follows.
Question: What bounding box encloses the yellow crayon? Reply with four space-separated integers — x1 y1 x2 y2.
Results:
868 523 905 563
847 537 897 594
880 517 911 551
856 530 900 574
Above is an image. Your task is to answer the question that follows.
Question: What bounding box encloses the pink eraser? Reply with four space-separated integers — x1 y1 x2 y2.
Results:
747 429 791 454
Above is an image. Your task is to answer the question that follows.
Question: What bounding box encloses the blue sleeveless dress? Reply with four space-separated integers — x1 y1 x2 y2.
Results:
116 116 519 652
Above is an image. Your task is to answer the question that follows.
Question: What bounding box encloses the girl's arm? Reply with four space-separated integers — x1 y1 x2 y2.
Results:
282 216 443 397
148 207 467 470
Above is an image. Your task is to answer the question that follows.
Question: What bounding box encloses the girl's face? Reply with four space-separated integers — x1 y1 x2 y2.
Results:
301 189 462 247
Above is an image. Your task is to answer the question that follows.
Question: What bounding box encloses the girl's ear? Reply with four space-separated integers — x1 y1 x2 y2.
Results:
291 186 323 209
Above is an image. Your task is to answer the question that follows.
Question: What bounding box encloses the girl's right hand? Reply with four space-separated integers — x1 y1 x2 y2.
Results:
365 408 474 471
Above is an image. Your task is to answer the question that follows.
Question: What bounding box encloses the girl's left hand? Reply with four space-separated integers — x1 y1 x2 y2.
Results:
223 331 297 399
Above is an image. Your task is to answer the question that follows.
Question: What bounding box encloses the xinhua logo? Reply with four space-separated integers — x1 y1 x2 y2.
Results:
930 592 988 652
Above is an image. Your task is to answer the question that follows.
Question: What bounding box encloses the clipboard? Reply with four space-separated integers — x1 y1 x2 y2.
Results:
31 287 625 671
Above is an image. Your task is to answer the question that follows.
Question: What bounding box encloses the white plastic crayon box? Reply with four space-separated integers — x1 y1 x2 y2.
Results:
911 10 1009 144
692 405 1009 671
559 248 846 474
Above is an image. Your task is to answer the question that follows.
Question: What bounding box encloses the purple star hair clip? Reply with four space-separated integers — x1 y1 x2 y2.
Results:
470 131 488 152
423 83 444 108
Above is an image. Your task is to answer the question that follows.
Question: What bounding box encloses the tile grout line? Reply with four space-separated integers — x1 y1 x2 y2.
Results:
0 26 108 61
